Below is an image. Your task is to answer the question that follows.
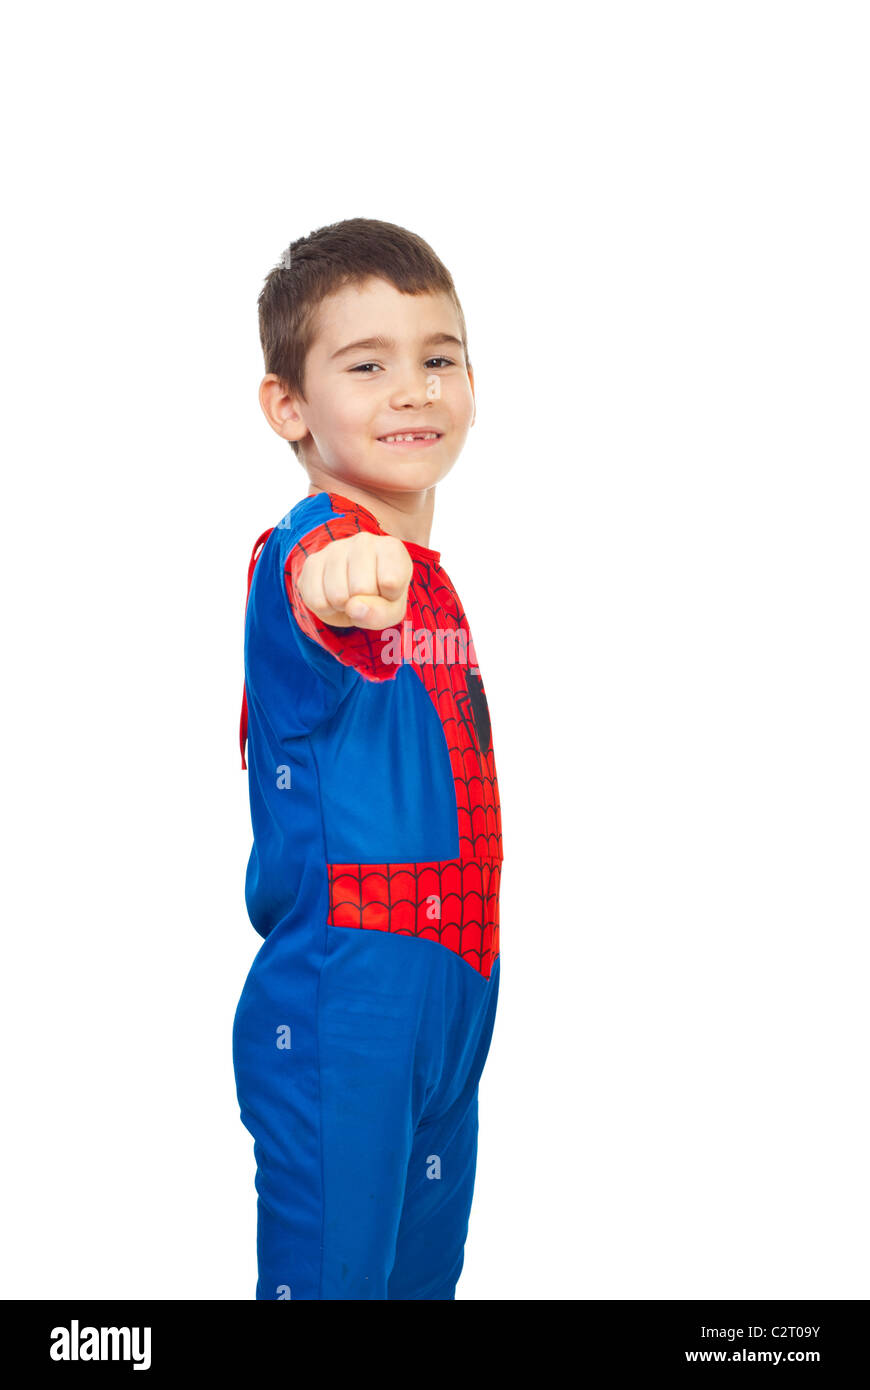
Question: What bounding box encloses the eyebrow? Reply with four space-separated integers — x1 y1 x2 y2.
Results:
329 332 464 361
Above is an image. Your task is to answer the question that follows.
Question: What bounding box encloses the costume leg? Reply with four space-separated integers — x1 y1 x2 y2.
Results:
386 1089 480 1299
232 919 326 1300
233 920 423 1300
387 954 500 1300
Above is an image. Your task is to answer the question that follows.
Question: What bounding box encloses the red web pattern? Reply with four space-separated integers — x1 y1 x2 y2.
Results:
285 493 503 979
329 859 500 980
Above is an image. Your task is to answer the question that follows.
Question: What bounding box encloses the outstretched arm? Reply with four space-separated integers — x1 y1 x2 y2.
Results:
285 527 414 680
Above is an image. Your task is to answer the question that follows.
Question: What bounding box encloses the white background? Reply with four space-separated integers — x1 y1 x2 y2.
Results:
2 2 867 1300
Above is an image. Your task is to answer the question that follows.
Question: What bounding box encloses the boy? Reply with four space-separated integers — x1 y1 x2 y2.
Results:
232 218 503 1300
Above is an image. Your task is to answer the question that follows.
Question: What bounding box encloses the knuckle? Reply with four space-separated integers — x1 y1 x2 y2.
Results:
322 575 349 610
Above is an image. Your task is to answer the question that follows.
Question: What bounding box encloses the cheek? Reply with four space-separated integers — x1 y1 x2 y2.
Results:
444 378 475 426
331 387 376 432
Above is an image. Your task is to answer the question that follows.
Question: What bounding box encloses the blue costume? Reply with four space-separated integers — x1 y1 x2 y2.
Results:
232 491 503 1299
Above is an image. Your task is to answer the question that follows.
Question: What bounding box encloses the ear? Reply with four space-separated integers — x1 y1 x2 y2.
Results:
259 374 309 444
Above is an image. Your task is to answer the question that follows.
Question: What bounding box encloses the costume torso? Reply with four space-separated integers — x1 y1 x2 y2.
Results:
240 490 502 978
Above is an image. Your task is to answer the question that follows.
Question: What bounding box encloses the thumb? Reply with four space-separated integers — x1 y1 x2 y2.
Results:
344 593 408 629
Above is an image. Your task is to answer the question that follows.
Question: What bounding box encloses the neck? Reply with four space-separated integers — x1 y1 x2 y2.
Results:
306 474 436 551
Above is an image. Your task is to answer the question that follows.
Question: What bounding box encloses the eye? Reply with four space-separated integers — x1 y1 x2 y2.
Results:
426 356 455 368
350 362 383 374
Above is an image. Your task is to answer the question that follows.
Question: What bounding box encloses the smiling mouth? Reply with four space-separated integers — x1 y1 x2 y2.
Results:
377 431 443 445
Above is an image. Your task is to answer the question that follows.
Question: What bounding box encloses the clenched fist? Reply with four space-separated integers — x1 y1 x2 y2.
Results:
297 531 414 630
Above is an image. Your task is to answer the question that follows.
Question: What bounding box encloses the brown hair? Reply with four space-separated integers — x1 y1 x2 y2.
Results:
257 217 471 461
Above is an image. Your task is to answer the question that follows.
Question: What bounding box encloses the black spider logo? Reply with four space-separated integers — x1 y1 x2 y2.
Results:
456 668 491 757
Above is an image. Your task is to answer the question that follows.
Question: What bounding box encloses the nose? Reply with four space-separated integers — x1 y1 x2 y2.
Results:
388 363 435 410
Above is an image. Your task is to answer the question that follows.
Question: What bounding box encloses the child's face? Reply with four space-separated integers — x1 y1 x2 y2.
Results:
272 276 475 494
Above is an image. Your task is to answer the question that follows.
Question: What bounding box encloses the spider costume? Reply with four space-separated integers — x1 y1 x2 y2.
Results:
232 490 503 1299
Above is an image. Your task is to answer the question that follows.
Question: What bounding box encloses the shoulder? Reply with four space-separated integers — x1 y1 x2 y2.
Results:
272 491 387 567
